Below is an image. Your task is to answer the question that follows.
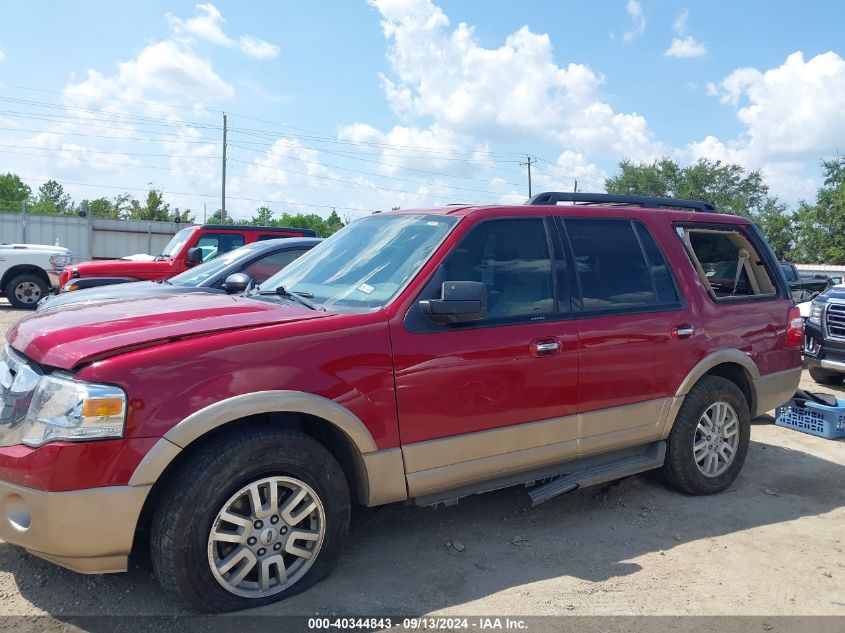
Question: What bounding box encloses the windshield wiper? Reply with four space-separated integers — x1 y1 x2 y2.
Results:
261 286 323 311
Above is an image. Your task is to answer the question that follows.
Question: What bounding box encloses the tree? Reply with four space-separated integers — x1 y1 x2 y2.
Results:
129 187 171 221
324 209 344 236
251 206 274 226
82 197 120 219
0 173 31 211
29 180 74 215
172 208 196 223
605 156 795 258
207 209 234 224
605 157 770 217
792 157 845 263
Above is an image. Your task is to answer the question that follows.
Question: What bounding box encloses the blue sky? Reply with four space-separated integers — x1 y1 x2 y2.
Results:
1 0 844 220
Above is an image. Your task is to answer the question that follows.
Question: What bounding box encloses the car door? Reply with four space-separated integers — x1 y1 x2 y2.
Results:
390 215 581 499
557 216 695 456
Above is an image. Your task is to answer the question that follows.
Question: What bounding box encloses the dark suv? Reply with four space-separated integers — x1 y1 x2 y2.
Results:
0 192 801 612
803 285 845 383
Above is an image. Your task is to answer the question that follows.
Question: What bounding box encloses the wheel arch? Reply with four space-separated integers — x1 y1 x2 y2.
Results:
129 391 406 510
0 265 51 291
662 350 759 438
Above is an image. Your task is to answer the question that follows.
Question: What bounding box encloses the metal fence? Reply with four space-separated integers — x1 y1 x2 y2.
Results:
0 211 187 262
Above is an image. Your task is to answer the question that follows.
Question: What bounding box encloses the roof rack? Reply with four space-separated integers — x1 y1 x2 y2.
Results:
525 192 717 213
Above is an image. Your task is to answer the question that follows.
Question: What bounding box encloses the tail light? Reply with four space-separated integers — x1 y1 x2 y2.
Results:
786 306 804 348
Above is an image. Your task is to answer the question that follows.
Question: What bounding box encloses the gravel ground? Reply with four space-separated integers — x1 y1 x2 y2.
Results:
0 302 842 627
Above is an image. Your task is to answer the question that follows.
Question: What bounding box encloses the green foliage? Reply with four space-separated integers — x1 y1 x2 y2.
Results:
792 157 845 264
29 180 74 215
246 206 345 237
605 157 770 217
606 157 797 259
0 173 32 210
129 188 171 221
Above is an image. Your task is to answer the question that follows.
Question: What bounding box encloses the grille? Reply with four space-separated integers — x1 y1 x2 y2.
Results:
0 346 41 447
826 303 845 339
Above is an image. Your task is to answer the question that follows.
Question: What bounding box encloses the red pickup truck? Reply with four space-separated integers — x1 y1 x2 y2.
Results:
57 224 317 292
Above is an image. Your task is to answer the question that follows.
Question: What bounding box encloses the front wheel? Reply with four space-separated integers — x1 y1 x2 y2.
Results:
809 367 845 385
5 273 48 309
150 427 350 612
663 375 751 495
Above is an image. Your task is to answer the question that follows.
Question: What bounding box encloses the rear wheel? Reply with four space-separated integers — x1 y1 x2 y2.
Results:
663 375 750 495
5 273 48 309
150 427 350 612
808 367 845 385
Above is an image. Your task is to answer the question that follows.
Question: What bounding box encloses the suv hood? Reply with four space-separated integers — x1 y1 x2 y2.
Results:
70 257 172 276
0 243 71 254
8 293 329 370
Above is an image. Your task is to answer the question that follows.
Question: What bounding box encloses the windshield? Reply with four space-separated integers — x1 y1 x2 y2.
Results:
260 213 458 312
168 242 263 287
159 227 194 258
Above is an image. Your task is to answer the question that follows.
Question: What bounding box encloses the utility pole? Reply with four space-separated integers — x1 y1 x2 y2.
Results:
221 112 227 224
573 179 578 193
203 203 207 224
520 156 534 198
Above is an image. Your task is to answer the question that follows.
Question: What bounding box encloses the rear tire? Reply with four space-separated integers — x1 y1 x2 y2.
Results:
808 367 845 385
5 273 48 309
663 375 750 495
150 427 350 613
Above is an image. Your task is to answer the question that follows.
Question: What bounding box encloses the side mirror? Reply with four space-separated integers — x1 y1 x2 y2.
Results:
419 281 487 324
186 247 203 266
222 273 252 294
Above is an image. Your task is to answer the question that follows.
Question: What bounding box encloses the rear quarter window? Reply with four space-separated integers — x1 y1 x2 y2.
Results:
676 224 778 301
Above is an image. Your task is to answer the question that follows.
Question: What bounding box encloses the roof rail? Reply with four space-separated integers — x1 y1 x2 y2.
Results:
526 191 717 213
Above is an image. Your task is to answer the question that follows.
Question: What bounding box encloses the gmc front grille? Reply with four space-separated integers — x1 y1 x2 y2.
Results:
826 303 845 339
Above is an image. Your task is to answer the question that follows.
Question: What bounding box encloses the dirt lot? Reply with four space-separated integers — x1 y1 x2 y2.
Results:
0 302 842 625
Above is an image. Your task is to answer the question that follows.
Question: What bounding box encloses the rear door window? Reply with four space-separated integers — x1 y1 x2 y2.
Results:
195 233 246 262
242 249 310 283
563 218 679 312
677 225 777 300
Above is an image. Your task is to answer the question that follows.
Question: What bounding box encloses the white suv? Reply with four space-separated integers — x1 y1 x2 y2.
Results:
0 243 72 309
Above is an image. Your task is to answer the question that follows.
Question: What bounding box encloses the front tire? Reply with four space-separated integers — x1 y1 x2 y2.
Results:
5 273 48 309
150 427 350 612
663 375 751 495
809 367 845 385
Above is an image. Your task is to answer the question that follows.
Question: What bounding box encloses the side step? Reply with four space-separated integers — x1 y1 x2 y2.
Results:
528 442 665 506
413 441 665 507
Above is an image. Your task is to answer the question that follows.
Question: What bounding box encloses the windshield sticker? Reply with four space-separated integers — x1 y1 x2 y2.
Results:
357 283 375 294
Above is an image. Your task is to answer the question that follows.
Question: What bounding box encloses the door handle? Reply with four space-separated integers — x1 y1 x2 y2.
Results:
530 338 562 357
672 325 695 339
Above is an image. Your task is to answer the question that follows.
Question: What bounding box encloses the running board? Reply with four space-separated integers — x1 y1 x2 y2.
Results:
528 441 665 506
413 441 665 508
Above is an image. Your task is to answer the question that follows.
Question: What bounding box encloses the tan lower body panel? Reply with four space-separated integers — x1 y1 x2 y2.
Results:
403 398 671 498
361 448 408 505
0 481 150 574
753 367 801 417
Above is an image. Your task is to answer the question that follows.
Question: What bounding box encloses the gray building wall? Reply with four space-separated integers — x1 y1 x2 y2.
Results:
0 212 190 262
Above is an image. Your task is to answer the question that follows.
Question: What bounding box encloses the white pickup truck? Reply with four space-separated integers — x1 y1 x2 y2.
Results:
0 243 72 309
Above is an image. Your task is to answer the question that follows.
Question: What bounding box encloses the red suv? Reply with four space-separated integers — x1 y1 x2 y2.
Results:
57 224 317 291
0 193 801 612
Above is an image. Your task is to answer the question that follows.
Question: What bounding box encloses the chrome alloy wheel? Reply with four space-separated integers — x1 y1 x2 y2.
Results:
14 281 42 304
693 401 740 477
207 476 326 598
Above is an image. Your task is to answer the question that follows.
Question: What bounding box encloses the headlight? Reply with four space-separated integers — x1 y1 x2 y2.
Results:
49 253 71 269
22 374 126 447
809 300 824 325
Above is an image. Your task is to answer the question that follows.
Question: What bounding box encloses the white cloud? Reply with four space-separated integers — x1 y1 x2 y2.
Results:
367 0 663 160
665 36 707 58
705 51 845 160
665 10 706 58
166 4 279 60
0 47 5 62
673 10 689 36
166 3 232 46
238 35 280 60
623 0 645 43
64 40 233 104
